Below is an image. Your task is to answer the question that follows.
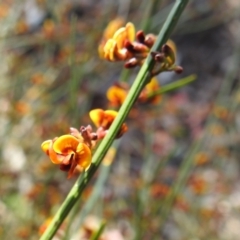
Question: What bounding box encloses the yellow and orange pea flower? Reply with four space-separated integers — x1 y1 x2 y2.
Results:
106 77 161 107
41 134 92 178
89 109 128 138
98 17 125 58
100 21 151 65
41 108 128 177
106 82 128 107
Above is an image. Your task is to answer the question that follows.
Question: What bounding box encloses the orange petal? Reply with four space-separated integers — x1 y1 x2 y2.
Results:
146 77 160 92
103 17 125 40
101 110 117 129
113 27 127 49
104 110 128 137
41 139 63 164
144 77 161 104
125 22 135 42
53 135 80 154
76 143 92 169
89 109 126 135
104 110 118 118
103 39 118 61
106 85 127 106
89 109 105 128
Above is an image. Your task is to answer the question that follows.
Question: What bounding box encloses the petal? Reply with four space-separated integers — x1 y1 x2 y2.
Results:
89 109 123 131
146 77 160 92
125 22 135 42
102 110 118 129
89 109 104 127
103 17 124 39
144 77 162 104
49 151 66 164
104 110 118 118
41 140 52 154
41 139 61 164
106 85 127 106
53 135 80 154
76 143 92 170
103 39 118 61
113 27 127 49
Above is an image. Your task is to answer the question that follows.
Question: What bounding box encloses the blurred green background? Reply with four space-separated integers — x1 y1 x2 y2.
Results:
1 0 240 239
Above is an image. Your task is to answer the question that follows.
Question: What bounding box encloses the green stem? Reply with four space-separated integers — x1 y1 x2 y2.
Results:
71 142 119 234
40 1 189 239
149 74 196 98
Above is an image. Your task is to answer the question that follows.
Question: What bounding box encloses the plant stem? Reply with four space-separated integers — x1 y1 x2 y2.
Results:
149 74 196 98
40 1 189 239
70 142 119 234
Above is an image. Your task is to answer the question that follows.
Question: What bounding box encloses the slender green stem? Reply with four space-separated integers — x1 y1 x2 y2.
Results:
40 1 189 239
149 74 196 97
70 142 119 234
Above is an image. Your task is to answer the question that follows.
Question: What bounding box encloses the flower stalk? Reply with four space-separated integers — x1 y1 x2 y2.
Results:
40 0 189 239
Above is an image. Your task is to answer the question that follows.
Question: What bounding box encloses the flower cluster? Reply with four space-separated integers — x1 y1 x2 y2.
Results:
41 109 127 178
99 20 182 75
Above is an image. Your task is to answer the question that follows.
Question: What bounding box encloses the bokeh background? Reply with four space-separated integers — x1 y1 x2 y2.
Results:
1 0 240 239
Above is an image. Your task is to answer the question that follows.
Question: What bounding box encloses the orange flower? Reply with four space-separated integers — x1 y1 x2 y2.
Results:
41 135 91 178
106 83 128 107
89 109 128 138
100 20 179 71
99 17 125 58
103 22 136 61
